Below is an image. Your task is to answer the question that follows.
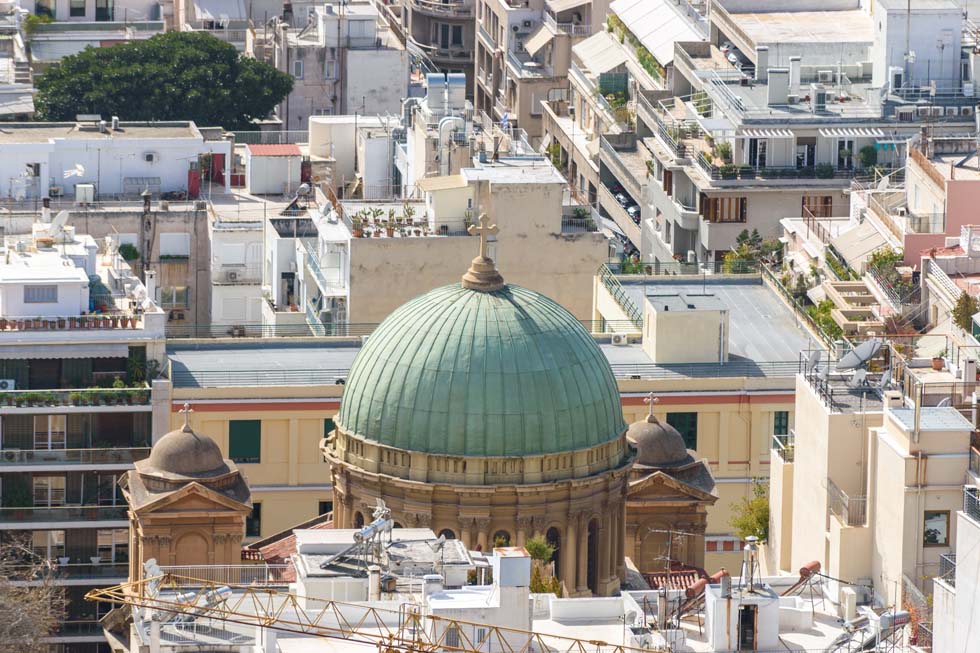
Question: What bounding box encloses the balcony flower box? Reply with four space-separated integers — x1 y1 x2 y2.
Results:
57 318 65 328
90 556 102 565
57 556 70 566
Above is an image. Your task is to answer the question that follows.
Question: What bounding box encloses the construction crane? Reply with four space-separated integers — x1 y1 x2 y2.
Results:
85 572 661 653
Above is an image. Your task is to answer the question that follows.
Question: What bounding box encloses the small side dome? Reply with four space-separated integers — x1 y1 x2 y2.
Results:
147 424 226 476
627 415 692 467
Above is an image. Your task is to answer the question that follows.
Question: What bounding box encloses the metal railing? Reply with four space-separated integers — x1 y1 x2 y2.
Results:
964 486 980 523
599 264 643 328
0 386 151 408
0 447 150 465
0 505 128 524
970 446 980 477
926 258 962 300
938 553 956 587
560 216 599 233
762 265 836 349
606 260 761 276
159 564 290 586
543 14 591 36
772 431 795 462
410 0 473 16
231 130 309 145
827 477 867 526
8 562 128 581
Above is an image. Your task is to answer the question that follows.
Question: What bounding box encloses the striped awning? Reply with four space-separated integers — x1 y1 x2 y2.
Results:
818 127 886 138
738 129 795 139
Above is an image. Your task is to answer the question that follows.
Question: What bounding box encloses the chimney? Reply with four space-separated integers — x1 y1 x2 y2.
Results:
145 269 157 300
742 535 759 591
368 565 381 601
423 574 444 599
111 116 120 131
755 46 769 82
789 56 801 93
883 389 904 409
99 120 107 134
767 68 790 106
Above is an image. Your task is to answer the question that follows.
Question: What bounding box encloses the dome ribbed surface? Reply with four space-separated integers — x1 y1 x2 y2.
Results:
147 428 226 476
337 283 626 456
627 419 692 467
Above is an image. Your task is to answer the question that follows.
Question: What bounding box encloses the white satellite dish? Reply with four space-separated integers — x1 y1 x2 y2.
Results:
63 163 85 179
48 210 69 239
876 175 890 191
838 338 882 370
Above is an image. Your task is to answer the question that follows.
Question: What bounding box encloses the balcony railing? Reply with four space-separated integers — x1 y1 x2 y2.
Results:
598 264 642 328
694 157 860 182
543 14 591 36
938 553 956 587
0 386 151 409
964 486 980 523
410 0 473 17
0 505 128 525
560 216 599 233
0 314 145 331
0 447 149 465
160 564 291 586
970 446 980 477
772 431 795 462
8 562 128 581
926 258 962 301
827 477 867 526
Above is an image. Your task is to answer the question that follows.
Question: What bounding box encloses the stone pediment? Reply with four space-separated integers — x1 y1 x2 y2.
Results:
628 469 717 504
134 480 252 515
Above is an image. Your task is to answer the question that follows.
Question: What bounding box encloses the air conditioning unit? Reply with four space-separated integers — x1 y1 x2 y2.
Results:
75 183 95 205
896 207 908 217
0 379 16 391
896 105 916 122
810 84 827 113
143 152 158 163
225 269 240 282
611 333 629 346
962 106 975 117
946 106 960 117
817 70 833 83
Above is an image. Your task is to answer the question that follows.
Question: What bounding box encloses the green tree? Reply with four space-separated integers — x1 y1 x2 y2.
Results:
952 291 979 333
35 32 293 130
524 536 555 563
730 478 770 542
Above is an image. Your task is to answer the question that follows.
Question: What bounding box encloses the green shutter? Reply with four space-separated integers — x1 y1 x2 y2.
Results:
666 412 698 450
324 418 336 437
229 420 261 463
773 411 789 436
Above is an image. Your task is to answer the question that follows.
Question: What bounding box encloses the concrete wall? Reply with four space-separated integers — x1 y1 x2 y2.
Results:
247 153 303 196
767 450 794 573
871 2 962 89
345 49 409 115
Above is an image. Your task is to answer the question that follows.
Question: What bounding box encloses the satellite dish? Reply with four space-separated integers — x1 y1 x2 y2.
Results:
838 338 882 370
48 210 69 239
805 350 821 373
876 175 890 191
937 397 951 407
428 534 447 552
297 183 311 196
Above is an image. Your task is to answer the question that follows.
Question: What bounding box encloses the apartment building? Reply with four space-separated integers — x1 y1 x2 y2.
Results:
0 5 34 119
0 220 166 652
768 339 975 607
930 449 980 653
261 0 410 131
547 0 978 265
474 0 608 142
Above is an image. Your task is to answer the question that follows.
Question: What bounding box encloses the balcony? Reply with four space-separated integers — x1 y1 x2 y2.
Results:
543 14 591 37
0 314 148 332
0 505 128 528
160 564 290 586
409 0 473 18
477 23 495 48
0 447 150 468
598 183 641 248
938 553 956 588
507 49 553 79
0 386 152 413
599 134 648 202
964 486 980 524
8 562 128 582
187 24 249 50
827 477 867 526
970 446 980 478
772 432 795 462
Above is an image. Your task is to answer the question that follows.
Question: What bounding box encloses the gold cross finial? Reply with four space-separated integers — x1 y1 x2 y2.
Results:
644 392 658 422
467 213 499 260
179 403 194 432
461 213 504 292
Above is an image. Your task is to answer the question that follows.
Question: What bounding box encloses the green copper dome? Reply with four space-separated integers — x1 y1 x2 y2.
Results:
336 283 626 457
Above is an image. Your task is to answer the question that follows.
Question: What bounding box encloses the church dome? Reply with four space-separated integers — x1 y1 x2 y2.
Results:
147 424 227 476
627 416 692 467
336 283 627 457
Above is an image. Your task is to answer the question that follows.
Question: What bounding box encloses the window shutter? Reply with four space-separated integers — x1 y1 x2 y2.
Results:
230 420 261 462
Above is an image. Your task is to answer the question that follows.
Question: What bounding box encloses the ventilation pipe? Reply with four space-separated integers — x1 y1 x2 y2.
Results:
755 46 769 82
437 116 465 176
789 56 801 93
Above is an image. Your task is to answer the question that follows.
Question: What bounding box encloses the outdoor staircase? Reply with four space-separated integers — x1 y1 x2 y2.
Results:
13 60 32 84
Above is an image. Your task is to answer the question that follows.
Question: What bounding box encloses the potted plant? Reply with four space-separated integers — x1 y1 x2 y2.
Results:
932 349 947 371
110 315 120 328
57 556 70 566
0 318 7 330
69 392 85 406
385 223 395 237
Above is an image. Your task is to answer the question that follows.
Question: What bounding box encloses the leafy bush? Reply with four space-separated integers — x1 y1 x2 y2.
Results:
118 243 139 261
952 292 979 333
730 479 770 541
815 163 835 179
807 299 844 340
858 145 878 169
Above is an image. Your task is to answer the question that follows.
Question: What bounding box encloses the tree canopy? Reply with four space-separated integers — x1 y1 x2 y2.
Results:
35 32 293 130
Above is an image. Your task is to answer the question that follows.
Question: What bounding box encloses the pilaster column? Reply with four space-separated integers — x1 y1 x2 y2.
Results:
577 519 589 594
600 511 613 586
616 500 626 579
460 518 473 550
561 515 578 594
516 516 533 547
475 518 491 551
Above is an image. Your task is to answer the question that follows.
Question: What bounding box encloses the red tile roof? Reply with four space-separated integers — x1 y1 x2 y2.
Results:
247 144 302 157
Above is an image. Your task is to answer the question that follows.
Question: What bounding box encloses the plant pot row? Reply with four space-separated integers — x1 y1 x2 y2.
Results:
0 391 150 407
0 316 138 330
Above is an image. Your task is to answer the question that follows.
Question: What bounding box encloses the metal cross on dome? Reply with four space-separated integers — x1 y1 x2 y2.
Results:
644 392 658 420
179 403 194 431
468 213 498 260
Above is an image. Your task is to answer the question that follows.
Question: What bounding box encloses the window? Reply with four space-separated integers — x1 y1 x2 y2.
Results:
324 61 336 79
475 627 488 644
293 59 304 79
97 528 129 562
452 25 463 47
33 475 66 507
32 530 65 561
246 503 262 537
773 411 789 436
700 195 747 223
445 625 461 648
318 500 333 515
324 418 336 436
666 412 698 450
24 285 58 304
802 195 833 218
160 286 189 309
229 419 261 463
34 415 67 450
70 0 85 16
924 510 950 546
35 0 54 17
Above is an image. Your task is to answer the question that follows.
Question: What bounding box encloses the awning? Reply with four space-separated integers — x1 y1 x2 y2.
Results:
573 31 629 75
831 220 889 270
524 25 554 57
818 127 886 139
609 0 703 66
0 343 130 360
546 0 589 13
600 216 625 237
738 129 795 139
193 0 246 21
0 90 35 117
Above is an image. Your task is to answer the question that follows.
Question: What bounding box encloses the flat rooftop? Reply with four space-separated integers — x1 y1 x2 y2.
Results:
0 121 200 143
931 151 980 182
646 291 726 313
890 406 975 432
726 8 873 45
621 278 815 362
